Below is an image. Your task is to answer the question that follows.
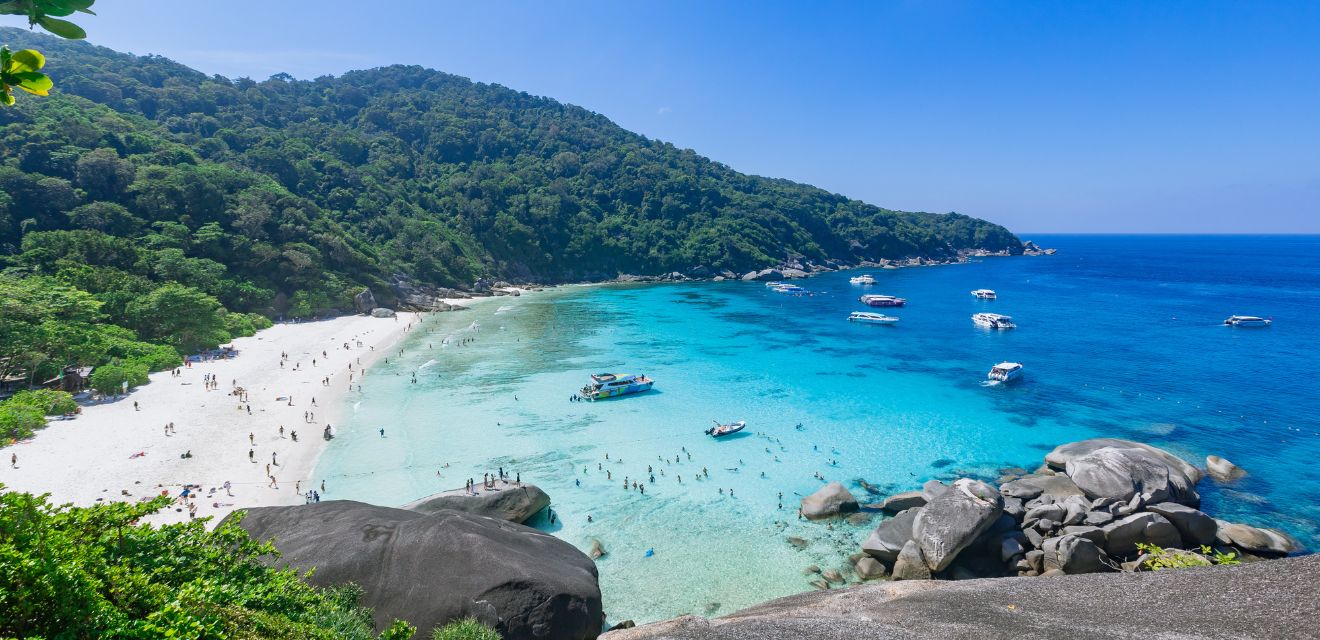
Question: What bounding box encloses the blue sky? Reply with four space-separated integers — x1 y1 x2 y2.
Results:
7 1 1319 233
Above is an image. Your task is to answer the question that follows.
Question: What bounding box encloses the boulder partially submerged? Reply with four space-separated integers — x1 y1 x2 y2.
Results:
800 482 859 520
401 483 550 524
1206 455 1247 482
225 501 603 639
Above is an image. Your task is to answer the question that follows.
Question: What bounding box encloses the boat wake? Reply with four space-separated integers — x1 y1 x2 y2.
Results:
418 359 438 371
494 305 515 315
981 380 1002 388
352 401 361 413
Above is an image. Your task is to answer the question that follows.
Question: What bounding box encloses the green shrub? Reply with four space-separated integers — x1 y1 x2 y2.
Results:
88 360 149 395
7 389 78 415
1135 543 1240 570
0 488 415 639
432 618 501 640
109 340 181 371
0 403 46 441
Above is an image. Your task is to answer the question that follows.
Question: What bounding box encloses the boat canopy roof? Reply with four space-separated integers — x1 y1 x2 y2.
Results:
976 312 1013 320
591 372 636 383
992 362 1023 370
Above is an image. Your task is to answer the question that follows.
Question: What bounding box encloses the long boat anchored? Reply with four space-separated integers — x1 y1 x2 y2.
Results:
580 373 655 400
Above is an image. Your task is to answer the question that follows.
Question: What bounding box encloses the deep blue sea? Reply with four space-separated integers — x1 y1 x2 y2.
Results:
315 235 1320 623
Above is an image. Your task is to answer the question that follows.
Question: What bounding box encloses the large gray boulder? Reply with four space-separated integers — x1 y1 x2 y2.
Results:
227 501 603 639
1101 512 1182 556
801 482 859 520
860 507 921 562
1046 438 1203 484
600 555 1320 640
371 307 397 318
913 479 1004 572
878 490 926 513
1041 534 1108 574
1065 446 1200 507
920 479 949 503
354 288 377 313
1145 502 1217 547
1000 474 1085 502
402 483 551 524
891 540 932 581
1214 520 1298 556
1206 455 1246 482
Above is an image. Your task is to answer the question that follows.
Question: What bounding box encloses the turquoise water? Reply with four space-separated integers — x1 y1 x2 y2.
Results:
316 235 1320 624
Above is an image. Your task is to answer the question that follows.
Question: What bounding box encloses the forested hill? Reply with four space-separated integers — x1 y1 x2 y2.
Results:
2 27 1019 316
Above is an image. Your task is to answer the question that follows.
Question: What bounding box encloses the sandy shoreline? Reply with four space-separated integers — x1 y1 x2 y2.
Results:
0 308 451 526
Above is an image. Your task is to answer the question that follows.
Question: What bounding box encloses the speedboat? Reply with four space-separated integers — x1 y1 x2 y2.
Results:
859 294 906 307
972 289 997 300
579 373 654 400
1224 315 1271 327
849 274 877 285
848 311 899 324
772 284 809 295
706 420 746 437
764 281 786 288
972 313 1016 329
987 362 1024 382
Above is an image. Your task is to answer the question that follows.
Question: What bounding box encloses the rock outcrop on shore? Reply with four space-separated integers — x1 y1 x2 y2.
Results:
225 501 602 640
599 554 1320 639
401 483 551 524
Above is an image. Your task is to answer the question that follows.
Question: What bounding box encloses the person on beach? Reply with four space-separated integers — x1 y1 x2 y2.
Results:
321 480 325 492
249 432 255 445
249 449 254 462
279 426 284 438
10 453 15 468
224 480 232 496
379 428 385 437
134 401 139 411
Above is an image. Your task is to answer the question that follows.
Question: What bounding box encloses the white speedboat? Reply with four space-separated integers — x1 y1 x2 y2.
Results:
849 311 899 324
850 274 877 285
1224 315 1271 327
973 313 1016 329
764 281 786 288
971 289 997 300
706 420 746 438
772 284 809 295
987 362 1024 382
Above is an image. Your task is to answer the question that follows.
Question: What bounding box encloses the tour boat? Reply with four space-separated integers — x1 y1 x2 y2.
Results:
972 289 998 300
773 284 809 295
706 420 746 438
848 311 899 324
580 373 654 400
1224 315 1271 327
764 281 786 288
972 313 1016 329
987 362 1024 382
849 274 877 285
859 294 906 307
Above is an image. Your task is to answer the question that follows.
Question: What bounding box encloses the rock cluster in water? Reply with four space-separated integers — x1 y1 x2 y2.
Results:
848 438 1297 583
401 482 551 524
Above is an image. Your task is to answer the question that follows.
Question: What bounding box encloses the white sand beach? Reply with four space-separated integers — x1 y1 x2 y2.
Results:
0 310 436 526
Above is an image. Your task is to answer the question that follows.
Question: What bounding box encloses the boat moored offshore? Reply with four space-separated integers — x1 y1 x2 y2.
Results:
1224 315 1271 327
706 420 747 437
580 372 654 400
848 311 899 324
987 362 1024 382
859 294 906 307
772 284 809 295
973 313 1016 329
849 274 877 285
972 289 998 300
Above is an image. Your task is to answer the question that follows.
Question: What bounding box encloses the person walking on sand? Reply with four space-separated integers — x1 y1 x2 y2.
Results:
269 475 278 489
272 452 278 466
134 401 139 411
249 449 255 462
224 480 232 496
10 453 15 468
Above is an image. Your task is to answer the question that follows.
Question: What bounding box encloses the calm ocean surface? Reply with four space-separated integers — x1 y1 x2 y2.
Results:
315 235 1320 624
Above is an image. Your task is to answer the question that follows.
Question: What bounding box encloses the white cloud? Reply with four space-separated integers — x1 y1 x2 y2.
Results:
657 106 672 116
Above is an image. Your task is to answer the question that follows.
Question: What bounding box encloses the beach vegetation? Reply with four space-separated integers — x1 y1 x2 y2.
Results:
1135 543 1240 570
0 487 418 639
431 618 501 640
86 359 148 395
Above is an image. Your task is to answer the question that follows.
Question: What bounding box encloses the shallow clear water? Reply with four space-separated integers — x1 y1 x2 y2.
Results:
316 235 1320 624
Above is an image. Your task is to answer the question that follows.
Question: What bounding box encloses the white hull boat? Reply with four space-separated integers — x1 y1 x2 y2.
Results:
849 311 899 324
